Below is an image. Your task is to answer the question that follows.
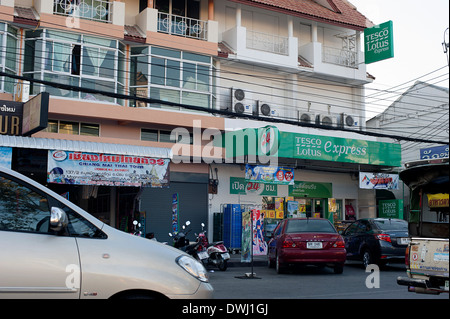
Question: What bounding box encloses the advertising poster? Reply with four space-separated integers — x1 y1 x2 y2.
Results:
245 164 294 185
0 147 12 169
172 193 179 233
359 172 399 190
287 201 299 218
47 150 170 187
253 209 267 256
241 211 252 263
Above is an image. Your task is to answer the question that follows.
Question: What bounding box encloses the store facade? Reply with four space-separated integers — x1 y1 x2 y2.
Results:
208 119 402 242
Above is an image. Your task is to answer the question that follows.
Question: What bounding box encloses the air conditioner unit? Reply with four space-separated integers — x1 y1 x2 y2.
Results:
258 101 278 118
340 113 360 129
231 88 253 115
315 113 337 127
298 112 315 124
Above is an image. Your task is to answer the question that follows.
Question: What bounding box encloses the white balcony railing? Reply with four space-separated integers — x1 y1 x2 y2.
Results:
157 12 207 41
53 0 112 23
322 46 358 68
246 30 289 56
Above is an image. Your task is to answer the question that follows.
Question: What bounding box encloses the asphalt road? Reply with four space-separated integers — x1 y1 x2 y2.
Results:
208 261 448 300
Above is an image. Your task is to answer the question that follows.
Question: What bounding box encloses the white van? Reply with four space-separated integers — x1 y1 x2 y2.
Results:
0 166 213 299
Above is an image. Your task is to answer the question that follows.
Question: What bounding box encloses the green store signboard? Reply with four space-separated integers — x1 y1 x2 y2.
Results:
364 20 394 64
288 181 332 198
223 126 401 167
378 199 404 219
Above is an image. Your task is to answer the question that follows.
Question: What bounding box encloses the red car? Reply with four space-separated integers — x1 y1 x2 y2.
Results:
267 218 346 274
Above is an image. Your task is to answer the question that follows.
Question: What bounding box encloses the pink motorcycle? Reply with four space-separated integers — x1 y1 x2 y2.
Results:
196 223 230 271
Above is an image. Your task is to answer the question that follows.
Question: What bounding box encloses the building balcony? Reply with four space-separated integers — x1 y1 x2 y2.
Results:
221 25 369 84
53 0 112 24
222 26 298 70
300 41 368 84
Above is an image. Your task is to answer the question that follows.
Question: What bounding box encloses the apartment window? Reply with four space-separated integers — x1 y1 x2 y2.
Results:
46 120 100 136
141 129 174 143
0 23 18 93
141 128 193 144
24 29 125 104
155 0 200 20
130 46 215 110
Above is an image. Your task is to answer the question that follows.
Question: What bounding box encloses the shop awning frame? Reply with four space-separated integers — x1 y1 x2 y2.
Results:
0 135 173 159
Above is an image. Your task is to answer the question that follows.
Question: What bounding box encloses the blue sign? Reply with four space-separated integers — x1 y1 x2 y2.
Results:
420 145 449 160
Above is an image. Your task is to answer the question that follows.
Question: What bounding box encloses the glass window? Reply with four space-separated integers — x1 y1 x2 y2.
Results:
166 60 180 87
80 123 100 136
151 57 165 85
0 174 51 233
141 129 159 142
373 219 408 231
46 120 58 133
129 45 214 110
159 130 174 143
0 172 106 238
59 121 79 135
23 29 124 105
152 47 180 59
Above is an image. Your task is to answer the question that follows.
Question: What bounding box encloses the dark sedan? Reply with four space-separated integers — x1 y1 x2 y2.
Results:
342 218 409 268
268 218 346 274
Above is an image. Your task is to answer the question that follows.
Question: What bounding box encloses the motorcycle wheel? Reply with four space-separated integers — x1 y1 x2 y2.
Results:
217 255 228 271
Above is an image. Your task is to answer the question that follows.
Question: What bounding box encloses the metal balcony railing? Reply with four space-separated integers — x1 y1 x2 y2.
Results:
246 30 289 56
53 0 112 23
322 46 358 68
157 12 207 41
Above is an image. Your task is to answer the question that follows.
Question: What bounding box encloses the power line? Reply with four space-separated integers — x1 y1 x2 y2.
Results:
1 70 448 146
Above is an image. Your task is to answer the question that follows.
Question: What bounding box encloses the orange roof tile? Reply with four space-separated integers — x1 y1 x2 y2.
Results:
231 0 373 30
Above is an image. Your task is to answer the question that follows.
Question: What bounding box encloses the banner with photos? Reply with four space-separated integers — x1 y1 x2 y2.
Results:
47 150 170 187
359 172 398 190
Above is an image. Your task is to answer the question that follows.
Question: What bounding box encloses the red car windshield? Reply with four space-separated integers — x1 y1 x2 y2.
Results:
286 219 337 234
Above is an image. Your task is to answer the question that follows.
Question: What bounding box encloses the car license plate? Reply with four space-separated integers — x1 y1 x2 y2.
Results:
222 252 230 260
198 251 208 260
445 280 449 291
307 242 323 249
399 238 410 245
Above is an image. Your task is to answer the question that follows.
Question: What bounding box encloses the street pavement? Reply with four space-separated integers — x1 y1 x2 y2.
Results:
207 255 448 300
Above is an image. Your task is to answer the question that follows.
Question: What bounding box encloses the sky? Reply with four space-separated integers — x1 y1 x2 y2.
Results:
348 0 449 119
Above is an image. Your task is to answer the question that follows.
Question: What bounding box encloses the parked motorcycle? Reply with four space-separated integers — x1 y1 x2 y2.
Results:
195 223 230 271
169 221 191 250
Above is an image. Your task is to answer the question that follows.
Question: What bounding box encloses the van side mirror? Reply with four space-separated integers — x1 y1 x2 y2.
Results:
50 207 68 232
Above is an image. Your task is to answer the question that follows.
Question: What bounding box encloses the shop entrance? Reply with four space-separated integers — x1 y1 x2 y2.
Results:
295 198 327 218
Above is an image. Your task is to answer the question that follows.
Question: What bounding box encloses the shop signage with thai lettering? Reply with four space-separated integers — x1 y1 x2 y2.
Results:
230 177 278 195
47 150 170 187
0 93 49 136
288 181 332 198
427 193 449 209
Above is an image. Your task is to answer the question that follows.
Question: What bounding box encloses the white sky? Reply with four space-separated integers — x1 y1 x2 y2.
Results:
348 0 449 119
